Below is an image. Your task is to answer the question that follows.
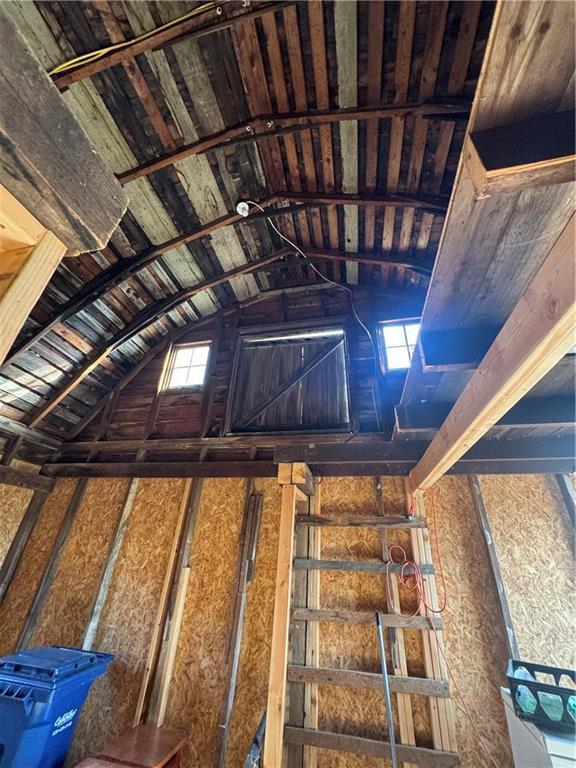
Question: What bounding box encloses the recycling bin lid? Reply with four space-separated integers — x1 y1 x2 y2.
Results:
0 646 113 682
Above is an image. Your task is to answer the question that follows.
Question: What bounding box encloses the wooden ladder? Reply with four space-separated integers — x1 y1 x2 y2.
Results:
263 465 460 768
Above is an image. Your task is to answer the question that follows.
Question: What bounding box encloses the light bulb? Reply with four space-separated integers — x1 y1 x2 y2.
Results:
236 201 250 217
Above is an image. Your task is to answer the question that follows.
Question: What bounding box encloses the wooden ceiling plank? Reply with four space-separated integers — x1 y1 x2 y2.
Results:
308 0 339 250
400 2 448 254
382 1 416 252
363 1 385 253
262 12 312 253
284 3 325 250
334 0 359 283
410 212 576 491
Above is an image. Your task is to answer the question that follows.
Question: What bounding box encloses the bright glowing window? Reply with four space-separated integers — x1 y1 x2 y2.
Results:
379 321 420 371
164 343 210 390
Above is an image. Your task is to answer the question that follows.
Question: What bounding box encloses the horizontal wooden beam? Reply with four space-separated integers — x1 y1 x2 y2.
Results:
51 3 295 89
295 513 426 528
287 665 450 697
25 252 290 429
283 728 460 767
395 396 576 435
292 608 442 630
282 191 448 213
305 248 431 275
464 110 576 199
118 101 469 184
0 414 62 449
293 559 434 575
411 212 576 490
41 461 278 478
0 464 54 492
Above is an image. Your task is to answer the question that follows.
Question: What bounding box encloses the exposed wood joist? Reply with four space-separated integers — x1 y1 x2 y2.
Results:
281 191 448 213
0 489 47 604
0 415 62 450
0 464 54 492
395 396 576 435
43 434 576 477
50 2 296 89
410 213 576 491
464 110 576 199
117 101 469 184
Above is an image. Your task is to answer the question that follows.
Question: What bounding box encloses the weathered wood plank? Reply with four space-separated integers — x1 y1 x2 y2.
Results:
291 609 441 631
287 665 450 698
293 559 434 574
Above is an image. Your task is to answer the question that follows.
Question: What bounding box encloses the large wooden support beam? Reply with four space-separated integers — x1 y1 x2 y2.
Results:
464 110 576 199
410 213 576 491
263 468 308 768
0 463 54 492
0 9 127 254
0 415 62 450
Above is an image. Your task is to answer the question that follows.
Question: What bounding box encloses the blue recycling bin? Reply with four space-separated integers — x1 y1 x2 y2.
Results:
0 646 113 768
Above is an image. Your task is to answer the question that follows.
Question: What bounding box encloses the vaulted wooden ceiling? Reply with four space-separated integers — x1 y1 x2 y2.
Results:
0 0 495 449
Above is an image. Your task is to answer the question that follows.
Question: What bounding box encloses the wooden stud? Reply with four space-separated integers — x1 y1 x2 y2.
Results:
263 483 301 768
83 478 140 649
555 474 576 527
468 476 519 658
17 478 88 650
0 490 47 604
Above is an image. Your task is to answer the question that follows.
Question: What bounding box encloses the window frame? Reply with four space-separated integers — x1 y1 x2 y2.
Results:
161 341 211 392
378 318 421 374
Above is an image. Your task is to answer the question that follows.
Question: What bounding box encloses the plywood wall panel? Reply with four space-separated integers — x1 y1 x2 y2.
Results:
0 478 78 654
429 477 514 768
225 478 282 768
68 478 188 765
30 477 130 648
166 477 246 768
478 473 575 670
0 482 32 567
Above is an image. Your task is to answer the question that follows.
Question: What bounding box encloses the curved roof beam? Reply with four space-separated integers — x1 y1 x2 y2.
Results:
3 192 445 371
117 101 470 185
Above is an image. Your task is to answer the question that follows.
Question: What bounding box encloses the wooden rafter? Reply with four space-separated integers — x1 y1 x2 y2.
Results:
50 2 296 89
410 213 576 491
117 102 469 185
25 253 291 429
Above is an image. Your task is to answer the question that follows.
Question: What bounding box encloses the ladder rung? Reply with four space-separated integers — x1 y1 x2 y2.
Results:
292 608 442 630
287 665 450 697
284 727 460 767
296 514 427 528
293 558 434 574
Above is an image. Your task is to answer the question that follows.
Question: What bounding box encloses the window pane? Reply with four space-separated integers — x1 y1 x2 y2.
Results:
387 346 411 370
173 346 194 367
186 365 207 387
191 345 210 366
169 367 189 388
405 323 420 346
383 324 406 347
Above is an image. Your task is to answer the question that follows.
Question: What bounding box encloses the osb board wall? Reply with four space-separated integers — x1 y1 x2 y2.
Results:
429 477 514 768
68 477 187 765
166 477 247 768
30 477 130 647
479 474 575 670
0 477 78 654
0 481 32 568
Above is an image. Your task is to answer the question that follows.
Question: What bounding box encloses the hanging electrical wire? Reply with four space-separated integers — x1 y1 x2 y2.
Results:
236 199 384 432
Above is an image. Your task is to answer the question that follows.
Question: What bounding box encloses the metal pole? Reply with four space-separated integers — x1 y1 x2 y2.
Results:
376 612 399 768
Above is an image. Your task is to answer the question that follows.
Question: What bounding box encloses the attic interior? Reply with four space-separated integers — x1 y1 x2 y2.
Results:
0 1 574 767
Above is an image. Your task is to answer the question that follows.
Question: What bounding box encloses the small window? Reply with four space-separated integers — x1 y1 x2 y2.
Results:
379 320 420 371
164 343 210 390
